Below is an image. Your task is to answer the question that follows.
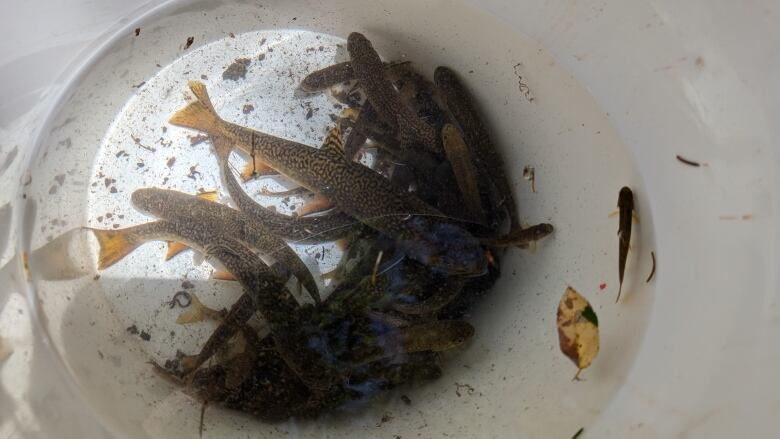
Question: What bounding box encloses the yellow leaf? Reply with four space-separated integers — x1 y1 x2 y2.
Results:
557 286 600 379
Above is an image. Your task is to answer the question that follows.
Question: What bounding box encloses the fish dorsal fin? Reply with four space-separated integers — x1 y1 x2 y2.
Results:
320 125 344 155
195 190 219 202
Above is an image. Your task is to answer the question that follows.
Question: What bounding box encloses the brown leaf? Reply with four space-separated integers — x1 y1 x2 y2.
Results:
557 286 599 378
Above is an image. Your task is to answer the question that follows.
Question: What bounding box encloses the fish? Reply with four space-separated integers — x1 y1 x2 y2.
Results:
299 60 411 93
169 80 486 276
131 188 321 303
434 66 519 232
347 32 440 154
616 186 634 303
89 221 297 372
92 221 354 390
210 126 356 244
441 124 487 225
479 223 554 247
345 319 475 365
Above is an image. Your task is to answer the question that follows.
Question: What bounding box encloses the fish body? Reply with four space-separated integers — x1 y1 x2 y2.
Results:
169 81 486 276
616 186 634 303
441 124 487 225
299 60 411 93
434 66 519 231
480 222 554 247
347 32 440 153
131 188 320 302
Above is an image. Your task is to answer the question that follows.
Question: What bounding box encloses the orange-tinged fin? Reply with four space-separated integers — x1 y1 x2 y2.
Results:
295 193 335 217
165 241 190 261
339 107 360 122
240 161 277 182
321 268 340 281
212 270 237 281
176 293 223 324
91 228 143 270
168 81 220 133
334 238 349 251
196 190 219 202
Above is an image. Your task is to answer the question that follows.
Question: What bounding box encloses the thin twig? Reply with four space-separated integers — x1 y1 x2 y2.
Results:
646 251 656 283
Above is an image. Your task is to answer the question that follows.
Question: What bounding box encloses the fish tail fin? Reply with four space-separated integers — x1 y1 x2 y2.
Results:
168 81 221 134
90 228 143 269
165 241 190 261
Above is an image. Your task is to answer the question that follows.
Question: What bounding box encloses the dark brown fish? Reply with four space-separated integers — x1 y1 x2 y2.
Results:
617 186 634 303
347 32 440 153
441 124 487 225
169 81 486 276
434 66 519 231
299 60 411 93
479 223 554 247
131 188 320 303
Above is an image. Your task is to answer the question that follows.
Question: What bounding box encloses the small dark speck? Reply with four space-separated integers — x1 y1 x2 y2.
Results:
292 17 297 21
126 324 139 335
228 32 235 38
242 104 255 114
166 157 176 168
110 186 118 194
134 28 140 37
258 53 266 61
184 36 194 50
140 331 151 341
98 350 104 359
200 74 208 80
48 185 58 195
469 70 474 74
400 395 411 405
181 280 194 289
93 274 101 281
305 108 314 119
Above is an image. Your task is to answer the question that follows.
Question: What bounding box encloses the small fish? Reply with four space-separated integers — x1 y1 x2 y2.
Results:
169 80 486 276
299 60 411 93
479 223 554 247
131 188 320 303
434 66 519 232
347 32 440 153
617 186 634 303
557 286 599 380
441 124 487 225
347 320 475 365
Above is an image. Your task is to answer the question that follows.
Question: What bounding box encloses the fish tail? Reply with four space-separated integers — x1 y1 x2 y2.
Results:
90 228 143 269
165 241 190 261
168 81 221 134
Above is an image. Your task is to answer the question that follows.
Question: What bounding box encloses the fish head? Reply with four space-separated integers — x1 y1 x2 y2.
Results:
131 188 170 214
400 217 487 277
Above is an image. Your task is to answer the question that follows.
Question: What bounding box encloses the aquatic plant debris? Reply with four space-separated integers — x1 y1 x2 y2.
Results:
646 251 656 283
557 286 600 380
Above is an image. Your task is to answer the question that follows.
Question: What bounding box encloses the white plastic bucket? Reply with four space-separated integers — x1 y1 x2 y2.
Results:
1 1 778 438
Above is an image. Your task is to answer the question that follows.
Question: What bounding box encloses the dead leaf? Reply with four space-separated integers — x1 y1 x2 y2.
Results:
557 286 599 379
